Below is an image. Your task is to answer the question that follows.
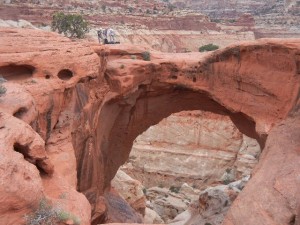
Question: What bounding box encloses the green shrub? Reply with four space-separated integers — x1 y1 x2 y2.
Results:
0 85 6 96
25 198 58 225
169 186 180 193
141 51 151 61
142 188 147 195
25 198 81 225
199 44 219 52
223 178 231 185
120 64 125 69
51 12 89 38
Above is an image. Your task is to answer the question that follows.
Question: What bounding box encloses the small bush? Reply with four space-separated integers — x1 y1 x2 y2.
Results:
199 44 219 52
120 64 125 69
141 51 151 61
223 178 231 185
25 198 81 225
25 198 58 225
169 186 180 193
51 12 89 38
142 188 147 195
57 211 70 221
0 85 7 96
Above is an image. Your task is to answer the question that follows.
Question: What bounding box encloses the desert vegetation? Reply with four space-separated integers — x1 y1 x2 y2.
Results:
51 12 89 38
199 44 219 52
25 198 81 225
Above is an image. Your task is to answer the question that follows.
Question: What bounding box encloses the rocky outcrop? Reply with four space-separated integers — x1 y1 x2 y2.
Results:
0 27 300 225
169 178 249 225
0 27 104 225
122 111 260 188
111 169 146 216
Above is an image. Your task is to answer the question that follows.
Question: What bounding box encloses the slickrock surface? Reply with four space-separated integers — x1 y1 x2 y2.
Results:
0 27 299 224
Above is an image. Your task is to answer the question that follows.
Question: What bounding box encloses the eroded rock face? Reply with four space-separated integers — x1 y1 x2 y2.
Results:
169 178 248 225
0 27 105 225
111 169 146 216
122 111 260 188
0 27 300 225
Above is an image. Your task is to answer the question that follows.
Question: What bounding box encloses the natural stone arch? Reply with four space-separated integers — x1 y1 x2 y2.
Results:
97 84 261 191
74 40 300 224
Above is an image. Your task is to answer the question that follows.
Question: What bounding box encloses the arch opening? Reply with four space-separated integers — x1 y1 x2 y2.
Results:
0 64 35 81
114 110 261 224
74 83 265 224
57 69 73 80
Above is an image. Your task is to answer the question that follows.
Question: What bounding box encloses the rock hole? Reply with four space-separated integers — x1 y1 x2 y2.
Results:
14 143 32 163
13 143 44 174
171 75 177 80
13 107 28 119
193 77 197 82
0 64 35 81
57 69 73 80
45 74 51 79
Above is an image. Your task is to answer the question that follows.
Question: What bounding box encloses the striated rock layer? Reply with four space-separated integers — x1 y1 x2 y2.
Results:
122 110 260 189
0 27 299 225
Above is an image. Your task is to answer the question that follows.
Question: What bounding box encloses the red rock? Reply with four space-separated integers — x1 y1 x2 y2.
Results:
0 27 299 225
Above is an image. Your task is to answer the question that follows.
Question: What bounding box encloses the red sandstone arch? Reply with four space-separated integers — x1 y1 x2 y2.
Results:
76 40 300 225
0 28 299 225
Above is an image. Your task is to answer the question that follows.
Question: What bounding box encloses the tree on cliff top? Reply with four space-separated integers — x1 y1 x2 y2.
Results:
51 12 89 39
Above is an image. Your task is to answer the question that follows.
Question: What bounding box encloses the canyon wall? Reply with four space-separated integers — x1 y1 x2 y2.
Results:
122 111 260 188
0 27 299 225
1 0 299 53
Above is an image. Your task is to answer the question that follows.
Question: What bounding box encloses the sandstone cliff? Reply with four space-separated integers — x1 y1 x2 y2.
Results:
1 0 299 53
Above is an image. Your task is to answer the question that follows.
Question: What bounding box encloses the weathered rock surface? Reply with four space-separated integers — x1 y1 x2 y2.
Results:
0 27 299 225
169 179 247 225
111 169 146 216
122 111 260 188
103 189 143 224
145 184 199 223
0 27 104 225
144 207 164 224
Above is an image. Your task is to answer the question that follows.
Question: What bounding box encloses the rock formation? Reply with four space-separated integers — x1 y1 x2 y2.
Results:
169 178 249 225
0 27 299 225
122 110 260 188
0 27 103 225
1 0 299 53
111 169 146 216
